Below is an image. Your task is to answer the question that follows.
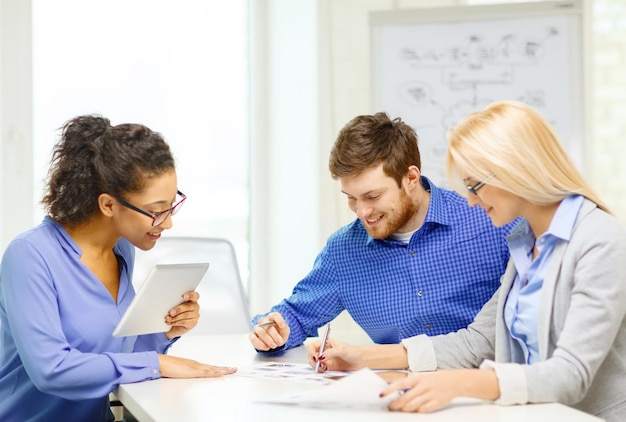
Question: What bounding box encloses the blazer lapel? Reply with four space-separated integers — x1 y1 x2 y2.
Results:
537 199 596 360
496 259 517 361
538 241 564 360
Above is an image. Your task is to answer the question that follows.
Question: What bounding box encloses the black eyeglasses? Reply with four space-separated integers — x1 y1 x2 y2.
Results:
117 190 186 226
464 175 494 196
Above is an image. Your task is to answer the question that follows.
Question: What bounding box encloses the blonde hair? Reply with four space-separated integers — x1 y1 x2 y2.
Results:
445 100 610 213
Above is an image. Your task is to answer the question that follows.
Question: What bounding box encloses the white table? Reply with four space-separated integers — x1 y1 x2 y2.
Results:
115 334 602 422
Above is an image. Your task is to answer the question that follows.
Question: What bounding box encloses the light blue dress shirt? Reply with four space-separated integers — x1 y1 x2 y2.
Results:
0 217 176 422
254 177 515 350
504 195 584 364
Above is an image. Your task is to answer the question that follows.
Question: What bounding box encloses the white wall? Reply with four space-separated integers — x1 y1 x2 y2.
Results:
1 0 625 330
0 0 33 251
248 0 323 314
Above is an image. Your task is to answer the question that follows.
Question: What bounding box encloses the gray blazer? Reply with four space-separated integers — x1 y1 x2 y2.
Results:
404 199 626 421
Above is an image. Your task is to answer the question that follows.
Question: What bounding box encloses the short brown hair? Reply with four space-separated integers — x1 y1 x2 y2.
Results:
329 112 421 187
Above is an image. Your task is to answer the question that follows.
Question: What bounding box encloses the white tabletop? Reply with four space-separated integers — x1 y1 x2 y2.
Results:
115 334 602 422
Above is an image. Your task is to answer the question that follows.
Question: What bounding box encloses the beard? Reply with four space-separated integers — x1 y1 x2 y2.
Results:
362 189 419 239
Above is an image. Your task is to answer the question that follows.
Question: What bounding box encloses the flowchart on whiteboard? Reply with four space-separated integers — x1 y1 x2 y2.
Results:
372 14 581 186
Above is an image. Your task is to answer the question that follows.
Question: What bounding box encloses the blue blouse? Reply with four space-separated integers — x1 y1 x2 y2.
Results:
0 217 174 421
504 195 583 364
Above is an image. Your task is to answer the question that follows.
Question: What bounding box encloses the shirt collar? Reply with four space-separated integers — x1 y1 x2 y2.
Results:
507 194 584 243
544 194 584 241
420 176 449 226
44 215 82 256
43 215 128 263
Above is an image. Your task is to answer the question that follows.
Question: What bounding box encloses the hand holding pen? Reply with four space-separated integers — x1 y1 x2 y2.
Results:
307 335 369 372
315 324 331 373
249 311 291 351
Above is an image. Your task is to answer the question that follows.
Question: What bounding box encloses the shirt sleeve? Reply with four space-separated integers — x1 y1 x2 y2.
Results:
401 335 437 371
252 244 344 351
402 287 500 371
479 360 528 405
1 238 162 400
134 332 178 354
406 209 626 409
500 212 626 406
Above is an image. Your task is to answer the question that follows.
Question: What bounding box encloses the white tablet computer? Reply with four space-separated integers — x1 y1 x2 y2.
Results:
112 262 209 337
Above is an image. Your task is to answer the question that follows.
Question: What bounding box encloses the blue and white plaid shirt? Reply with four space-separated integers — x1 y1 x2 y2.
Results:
254 177 513 350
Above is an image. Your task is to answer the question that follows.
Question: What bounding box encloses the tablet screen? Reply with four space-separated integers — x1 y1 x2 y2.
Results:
112 262 209 337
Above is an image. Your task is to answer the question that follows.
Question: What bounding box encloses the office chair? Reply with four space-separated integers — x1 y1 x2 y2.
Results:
110 237 252 421
132 236 252 334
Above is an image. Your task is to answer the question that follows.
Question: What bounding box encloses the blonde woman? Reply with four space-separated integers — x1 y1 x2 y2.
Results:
307 101 626 421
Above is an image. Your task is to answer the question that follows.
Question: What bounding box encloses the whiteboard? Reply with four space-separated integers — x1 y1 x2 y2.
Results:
370 0 584 187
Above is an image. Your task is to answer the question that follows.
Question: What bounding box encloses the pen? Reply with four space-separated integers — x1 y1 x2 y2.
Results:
315 324 331 373
257 320 276 328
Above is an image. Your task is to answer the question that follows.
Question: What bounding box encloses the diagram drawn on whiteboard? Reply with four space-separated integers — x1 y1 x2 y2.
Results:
372 11 582 186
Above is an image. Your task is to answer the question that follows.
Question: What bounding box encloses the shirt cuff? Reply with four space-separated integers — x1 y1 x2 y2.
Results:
148 351 162 379
479 359 528 405
401 335 437 372
163 335 180 354
255 344 287 355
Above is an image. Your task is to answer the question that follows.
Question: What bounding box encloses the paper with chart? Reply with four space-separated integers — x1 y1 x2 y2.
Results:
235 361 349 384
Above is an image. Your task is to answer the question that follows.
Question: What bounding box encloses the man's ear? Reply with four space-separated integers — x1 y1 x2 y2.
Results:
98 193 116 217
405 165 422 187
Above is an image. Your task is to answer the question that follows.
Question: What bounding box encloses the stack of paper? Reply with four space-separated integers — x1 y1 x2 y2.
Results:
261 368 396 410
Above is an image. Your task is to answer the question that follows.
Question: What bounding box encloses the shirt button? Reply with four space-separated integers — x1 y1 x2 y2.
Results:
153 369 158 375
417 290 423 297
410 251 416 256
425 323 432 329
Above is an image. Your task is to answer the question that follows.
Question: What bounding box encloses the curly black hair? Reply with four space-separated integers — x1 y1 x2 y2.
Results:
41 114 175 226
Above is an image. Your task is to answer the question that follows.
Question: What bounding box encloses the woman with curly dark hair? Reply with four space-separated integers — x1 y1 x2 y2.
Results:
0 115 236 421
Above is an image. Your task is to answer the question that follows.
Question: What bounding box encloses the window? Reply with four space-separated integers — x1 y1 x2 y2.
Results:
32 0 250 284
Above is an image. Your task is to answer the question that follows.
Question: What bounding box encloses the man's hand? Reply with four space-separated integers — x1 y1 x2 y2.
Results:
249 312 290 351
